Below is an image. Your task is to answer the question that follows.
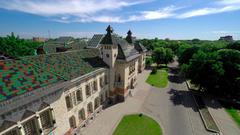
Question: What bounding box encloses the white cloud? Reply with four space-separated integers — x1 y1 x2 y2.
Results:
128 6 178 21
0 0 149 16
217 0 240 5
178 0 240 18
0 0 240 23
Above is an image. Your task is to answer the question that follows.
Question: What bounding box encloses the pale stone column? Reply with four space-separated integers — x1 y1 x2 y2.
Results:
36 114 43 135
17 123 25 135
50 108 56 126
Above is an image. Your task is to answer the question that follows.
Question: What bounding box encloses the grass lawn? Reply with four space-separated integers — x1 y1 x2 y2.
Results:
225 108 240 127
113 114 162 135
146 69 168 88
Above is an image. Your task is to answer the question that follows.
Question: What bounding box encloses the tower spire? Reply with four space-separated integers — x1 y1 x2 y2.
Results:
106 25 113 34
126 30 133 43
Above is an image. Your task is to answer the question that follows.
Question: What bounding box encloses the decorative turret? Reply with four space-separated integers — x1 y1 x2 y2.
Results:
126 30 133 44
101 25 114 44
100 25 118 68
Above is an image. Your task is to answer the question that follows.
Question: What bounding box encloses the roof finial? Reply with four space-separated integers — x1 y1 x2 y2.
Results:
127 30 132 36
126 29 133 43
106 25 113 34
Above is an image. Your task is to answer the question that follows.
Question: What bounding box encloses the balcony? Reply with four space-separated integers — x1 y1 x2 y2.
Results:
114 82 124 88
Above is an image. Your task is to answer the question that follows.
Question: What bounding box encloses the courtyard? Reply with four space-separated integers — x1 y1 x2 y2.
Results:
81 60 240 135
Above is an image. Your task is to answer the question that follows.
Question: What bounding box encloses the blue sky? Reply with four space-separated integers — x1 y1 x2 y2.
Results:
0 0 240 40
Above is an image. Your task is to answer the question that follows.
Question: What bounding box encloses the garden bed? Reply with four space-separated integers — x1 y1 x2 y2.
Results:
193 95 220 133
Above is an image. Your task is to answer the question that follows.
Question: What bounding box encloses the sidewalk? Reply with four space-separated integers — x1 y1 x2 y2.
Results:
80 70 151 135
204 98 240 135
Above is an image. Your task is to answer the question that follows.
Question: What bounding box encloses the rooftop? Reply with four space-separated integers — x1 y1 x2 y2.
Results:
0 49 107 102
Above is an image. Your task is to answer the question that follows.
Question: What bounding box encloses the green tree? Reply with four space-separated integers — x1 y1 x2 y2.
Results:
165 48 174 64
227 41 240 51
177 44 198 65
152 47 166 66
0 33 41 57
185 51 224 92
152 47 174 66
218 49 240 97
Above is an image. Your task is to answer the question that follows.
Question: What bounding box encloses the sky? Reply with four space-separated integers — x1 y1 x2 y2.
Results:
0 0 240 40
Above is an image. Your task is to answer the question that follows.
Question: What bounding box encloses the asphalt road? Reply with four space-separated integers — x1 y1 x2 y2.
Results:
140 60 213 135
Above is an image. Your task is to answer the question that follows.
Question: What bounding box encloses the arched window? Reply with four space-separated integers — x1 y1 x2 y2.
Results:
87 102 93 115
78 108 86 121
69 116 76 128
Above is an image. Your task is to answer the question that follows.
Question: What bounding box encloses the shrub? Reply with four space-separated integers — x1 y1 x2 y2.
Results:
151 67 157 74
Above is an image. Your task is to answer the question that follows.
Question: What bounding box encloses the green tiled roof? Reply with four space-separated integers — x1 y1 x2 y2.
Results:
0 49 107 102
88 34 104 48
42 38 87 54
0 60 63 102
22 49 107 80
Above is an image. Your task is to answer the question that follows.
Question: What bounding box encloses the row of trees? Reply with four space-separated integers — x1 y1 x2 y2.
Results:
0 32 41 58
140 38 240 100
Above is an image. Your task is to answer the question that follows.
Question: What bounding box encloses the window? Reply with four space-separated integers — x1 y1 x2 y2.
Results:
69 116 76 129
118 74 121 82
23 118 38 135
100 77 104 88
65 95 73 109
106 54 109 58
129 62 136 75
93 81 98 92
94 97 100 110
100 94 104 104
87 102 93 115
76 89 83 102
40 110 52 130
85 84 91 97
104 75 108 84
78 108 86 121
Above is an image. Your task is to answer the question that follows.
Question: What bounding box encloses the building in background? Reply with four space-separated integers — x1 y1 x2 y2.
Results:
219 35 233 42
33 37 47 42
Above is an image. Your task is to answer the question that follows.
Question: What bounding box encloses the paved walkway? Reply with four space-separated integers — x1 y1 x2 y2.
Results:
81 70 152 135
204 98 240 135
81 60 240 135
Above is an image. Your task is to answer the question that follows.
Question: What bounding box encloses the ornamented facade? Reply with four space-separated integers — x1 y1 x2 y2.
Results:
0 26 147 135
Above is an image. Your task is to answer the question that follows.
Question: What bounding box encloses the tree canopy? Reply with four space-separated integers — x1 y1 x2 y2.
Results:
139 38 240 100
0 32 41 58
152 47 174 66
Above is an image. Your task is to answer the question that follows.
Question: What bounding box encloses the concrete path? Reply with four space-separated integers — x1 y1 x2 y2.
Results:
81 60 239 135
81 70 152 135
204 98 240 135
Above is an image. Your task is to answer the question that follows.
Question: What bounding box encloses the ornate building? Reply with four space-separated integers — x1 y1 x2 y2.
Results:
0 26 147 135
